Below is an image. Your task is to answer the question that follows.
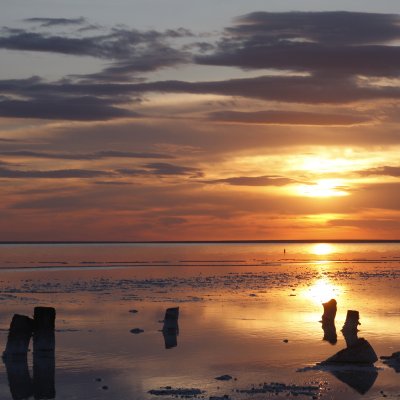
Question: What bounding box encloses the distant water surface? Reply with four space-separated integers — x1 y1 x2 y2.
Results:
0 242 399 400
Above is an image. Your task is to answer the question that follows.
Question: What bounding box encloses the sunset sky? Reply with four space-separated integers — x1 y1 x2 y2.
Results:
1 0 400 241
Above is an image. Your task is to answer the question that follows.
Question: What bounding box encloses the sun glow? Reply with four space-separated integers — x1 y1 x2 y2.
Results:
304 278 343 305
311 243 334 256
296 179 349 197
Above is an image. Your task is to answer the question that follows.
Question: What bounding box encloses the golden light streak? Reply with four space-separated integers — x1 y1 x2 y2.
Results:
303 277 343 305
296 179 349 197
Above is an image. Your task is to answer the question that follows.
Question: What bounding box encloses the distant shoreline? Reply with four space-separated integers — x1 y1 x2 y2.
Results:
1 240 400 244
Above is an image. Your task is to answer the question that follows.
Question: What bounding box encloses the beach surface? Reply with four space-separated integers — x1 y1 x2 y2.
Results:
0 242 399 399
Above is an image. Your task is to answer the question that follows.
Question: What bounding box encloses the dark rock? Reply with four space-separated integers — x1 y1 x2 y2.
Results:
129 309 138 314
324 338 378 365
380 351 400 373
149 387 204 397
130 328 144 334
215 375 233 381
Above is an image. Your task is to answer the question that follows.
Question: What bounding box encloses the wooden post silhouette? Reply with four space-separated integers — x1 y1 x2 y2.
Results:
33 307 56 353
162 307 179 349
33 307 56 399
2 314 33 358
322 299 337 323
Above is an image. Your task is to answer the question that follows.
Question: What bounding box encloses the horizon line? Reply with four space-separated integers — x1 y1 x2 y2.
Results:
1 239 400 244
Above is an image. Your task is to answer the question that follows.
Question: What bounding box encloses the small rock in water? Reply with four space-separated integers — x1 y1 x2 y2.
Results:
380 351 400 372
102 385 108 390
130 328 144 334
129 309 138 313
149 387 204 397
215 375 233 381
283 339 289 343
95 378 102 382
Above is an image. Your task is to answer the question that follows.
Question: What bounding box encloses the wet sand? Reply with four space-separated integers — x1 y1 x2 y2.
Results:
0 243 399 399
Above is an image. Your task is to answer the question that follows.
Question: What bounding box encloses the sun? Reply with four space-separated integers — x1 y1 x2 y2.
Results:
296 179 349 198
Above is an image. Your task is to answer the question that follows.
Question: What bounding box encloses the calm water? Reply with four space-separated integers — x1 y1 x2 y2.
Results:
0 242 399 399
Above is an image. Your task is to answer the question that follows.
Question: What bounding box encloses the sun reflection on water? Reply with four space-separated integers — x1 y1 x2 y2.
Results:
303 277 343 305
311 243 334 256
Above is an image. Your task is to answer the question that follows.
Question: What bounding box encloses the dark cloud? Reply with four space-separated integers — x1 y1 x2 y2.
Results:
159 216 187 226
328 218 400 230
118 163 203 178
204 175 297 186
93 181 133 186
24 17 87 27
0 26 190 68
144 162 203 177
197 12 400 77
0 160 204 180
0 167 113 179
0 95 137 120
209 110 370 125
358 166 400 177
0 150 174 160
133 75 400 104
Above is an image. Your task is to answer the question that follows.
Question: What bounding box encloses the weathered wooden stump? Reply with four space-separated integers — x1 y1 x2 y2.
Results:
2 314 34 358
162 307 179 349
342 310 360 332
322 299 337 323
3 355 33 400
33 307 56 353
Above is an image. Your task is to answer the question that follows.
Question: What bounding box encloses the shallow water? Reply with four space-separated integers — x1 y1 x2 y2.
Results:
0 242 399 399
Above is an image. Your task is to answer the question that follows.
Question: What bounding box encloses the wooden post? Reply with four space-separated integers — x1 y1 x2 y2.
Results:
322 299 337 323
33 307 56 353
162 307 179 349
2 314 33 358
342 309 360 347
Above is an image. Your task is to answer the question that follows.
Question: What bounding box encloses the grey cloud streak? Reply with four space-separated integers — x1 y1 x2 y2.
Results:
0 95 138 120
208 110 370 125
24 17 87 27
203 175 297 186
0 150 174 160
0 162 203 180
358 166 400 177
